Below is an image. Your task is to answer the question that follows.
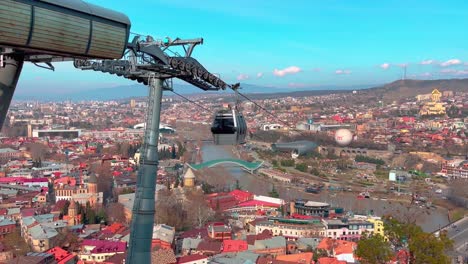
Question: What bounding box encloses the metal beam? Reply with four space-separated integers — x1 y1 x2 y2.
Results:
0 54 24 130
126 77 163 263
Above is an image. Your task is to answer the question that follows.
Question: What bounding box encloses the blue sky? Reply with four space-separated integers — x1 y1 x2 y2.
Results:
17 0 468 95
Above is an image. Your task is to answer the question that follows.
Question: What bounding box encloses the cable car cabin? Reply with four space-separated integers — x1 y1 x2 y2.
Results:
211 109 247 145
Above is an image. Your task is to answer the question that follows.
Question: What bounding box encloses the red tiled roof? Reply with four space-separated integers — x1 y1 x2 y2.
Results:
236 200 280 208
229 189 253 202
222 239 248 253
102 222 127 234
196 240 222 253
82 240 127 253
179 228 208 239
46 247 76 264
176 254 208 263
317 257 347 264
317 238 356 255
276 252 314 264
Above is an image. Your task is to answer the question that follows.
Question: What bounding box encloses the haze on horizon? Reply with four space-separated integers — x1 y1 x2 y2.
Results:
16 0 468 97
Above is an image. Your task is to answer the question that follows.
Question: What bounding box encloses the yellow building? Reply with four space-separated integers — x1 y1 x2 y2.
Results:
419 89 446 116
367 217 385 237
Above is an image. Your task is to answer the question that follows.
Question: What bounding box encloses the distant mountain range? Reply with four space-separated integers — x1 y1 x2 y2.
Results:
12 78 468 101
12 82 379 101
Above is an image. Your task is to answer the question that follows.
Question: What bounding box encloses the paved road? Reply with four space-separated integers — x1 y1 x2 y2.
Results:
444 216 468 257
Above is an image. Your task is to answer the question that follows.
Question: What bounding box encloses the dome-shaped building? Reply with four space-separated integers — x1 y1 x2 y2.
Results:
183 168 196 188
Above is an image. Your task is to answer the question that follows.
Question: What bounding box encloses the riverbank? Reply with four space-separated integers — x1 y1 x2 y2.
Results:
197 142 450 232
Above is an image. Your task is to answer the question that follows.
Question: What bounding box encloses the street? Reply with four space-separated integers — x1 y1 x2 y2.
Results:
444 216 468 259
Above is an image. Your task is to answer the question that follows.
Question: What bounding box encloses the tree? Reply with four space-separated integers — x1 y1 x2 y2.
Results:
310 167 321 176
105 203 127 224
155 189 186 230
384 216 453 264
60 200 71 217
26 142 49 161
171 145 177 159
295 163 308 172
280 159 295 167
3 228 30 257
356 233 393 264
54 228 80 252
312 248 328 262
91 162 113 202
185 190 214 228
268 185 280 198
234 179 242 190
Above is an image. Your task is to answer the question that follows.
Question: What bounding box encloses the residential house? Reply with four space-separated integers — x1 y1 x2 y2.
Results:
0 243 13 263
181 238 202 256
253 236 287 256
317 238 357 263
46 246 77 264
5 252 55 264
276 252 314 264
176 254 208 264
221 239 248 253
207 223 231 241
78 240 127 262
152 224 176 250
195 240 222 256
254 218 325 240
317 257 347 264
322 218 374 241
0 218 15 237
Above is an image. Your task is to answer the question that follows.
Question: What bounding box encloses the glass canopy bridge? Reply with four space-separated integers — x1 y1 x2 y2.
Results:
188 158 264 174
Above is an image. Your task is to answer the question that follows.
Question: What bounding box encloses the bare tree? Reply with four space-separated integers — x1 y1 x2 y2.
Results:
185 189 214 228
155 189 186 230
105 203 127 224
25 142 49 161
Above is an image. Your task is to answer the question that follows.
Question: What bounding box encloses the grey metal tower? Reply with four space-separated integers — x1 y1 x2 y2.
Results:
74 36 231 263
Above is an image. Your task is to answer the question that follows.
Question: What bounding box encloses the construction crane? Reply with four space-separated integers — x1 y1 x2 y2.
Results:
74 35 231 262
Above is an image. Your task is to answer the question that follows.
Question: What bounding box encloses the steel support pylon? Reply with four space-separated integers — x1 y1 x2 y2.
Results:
126 77 164 263
0 54 24 130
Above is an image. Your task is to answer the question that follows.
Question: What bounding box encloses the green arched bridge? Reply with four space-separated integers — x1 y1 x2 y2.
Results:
188 158 264 173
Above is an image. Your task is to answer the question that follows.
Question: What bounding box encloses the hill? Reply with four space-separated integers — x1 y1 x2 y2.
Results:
360 78 468 103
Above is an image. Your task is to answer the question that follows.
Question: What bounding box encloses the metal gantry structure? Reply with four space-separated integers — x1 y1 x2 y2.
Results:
0 1 233 263
74 35 231 262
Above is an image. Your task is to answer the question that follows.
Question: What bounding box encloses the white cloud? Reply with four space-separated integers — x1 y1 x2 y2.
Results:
288 82 307 88
440 69 456 74
420 59 434 65
440 59 462 67
335 69 352 75
237 74 249 81
440 69 468 75
420 72 432 77
312 68 321 72
455 70 468 75
256 72 263 79
380 63 390 70
273 66 301 77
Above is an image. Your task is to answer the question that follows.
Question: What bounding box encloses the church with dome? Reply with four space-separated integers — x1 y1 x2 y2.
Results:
54 173 104 209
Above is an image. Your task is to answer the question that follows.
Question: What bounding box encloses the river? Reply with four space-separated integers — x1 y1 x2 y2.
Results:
200 142 450 232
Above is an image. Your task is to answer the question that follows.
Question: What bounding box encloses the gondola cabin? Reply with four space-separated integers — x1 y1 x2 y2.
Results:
211 108 247 145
